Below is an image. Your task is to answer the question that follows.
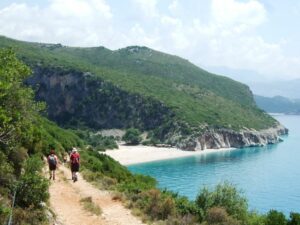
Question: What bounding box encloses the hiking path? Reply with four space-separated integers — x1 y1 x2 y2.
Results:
47 164 145 225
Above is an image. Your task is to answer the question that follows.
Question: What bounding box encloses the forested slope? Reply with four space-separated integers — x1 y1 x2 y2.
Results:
0 36 285 150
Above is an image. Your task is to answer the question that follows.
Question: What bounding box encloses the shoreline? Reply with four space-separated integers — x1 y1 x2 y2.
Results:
104 145 236 166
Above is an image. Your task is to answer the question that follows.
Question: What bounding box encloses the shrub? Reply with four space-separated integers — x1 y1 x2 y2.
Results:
80 150 133 182
0 151 14 187
80 196 102 216
8 147 28 177
174 195 202 221
16 174 49 208
23 155 44 175
196 182 248 221
102 176 118 189
117 174 156 194
265 210 287 225
122 128 142 145
246 211 266 225
289 212 300 225
74 130 118 151
142 189 176 220
203 207 240 225
12 206 48 225
0 204 10 225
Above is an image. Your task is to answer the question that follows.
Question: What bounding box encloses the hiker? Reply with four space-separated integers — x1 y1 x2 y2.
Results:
70 147 80 182
47 149 58 180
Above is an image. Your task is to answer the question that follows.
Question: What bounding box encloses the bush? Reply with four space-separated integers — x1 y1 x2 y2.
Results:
265 210 287 225
0 204 10 225
80 150 133 182
74 130 118 151
24 155 44 175
122 128 142 145
289 212 300 225
8 147 28 177
12 206 48 225
246 212 266 225
196 182 248 221
80 196 102 216
174 195 202 220
140 189 176 220
0 151 14 187
203 207 240 225
16 174 49 208
117 174 156 194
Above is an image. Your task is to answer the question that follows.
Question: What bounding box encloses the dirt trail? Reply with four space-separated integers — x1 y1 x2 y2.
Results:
48 165 145 225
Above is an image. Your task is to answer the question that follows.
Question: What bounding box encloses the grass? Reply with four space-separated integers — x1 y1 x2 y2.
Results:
80 197 102 216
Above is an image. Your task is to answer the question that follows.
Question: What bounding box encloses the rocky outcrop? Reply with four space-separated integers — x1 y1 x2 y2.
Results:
26 66 175 130
179 124 288 151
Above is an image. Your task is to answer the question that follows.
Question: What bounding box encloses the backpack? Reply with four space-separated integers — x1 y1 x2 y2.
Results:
48 155 57 166
71 153 79 165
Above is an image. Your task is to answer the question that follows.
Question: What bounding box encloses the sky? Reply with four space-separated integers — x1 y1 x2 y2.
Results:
0 0 300 82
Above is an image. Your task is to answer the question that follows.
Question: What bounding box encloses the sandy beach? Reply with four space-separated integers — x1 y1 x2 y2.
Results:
105 145 235 165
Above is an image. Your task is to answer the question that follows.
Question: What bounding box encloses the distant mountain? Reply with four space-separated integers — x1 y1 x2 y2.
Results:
208 66 300 99
250 80 300 99
0 35 286 150
254 95 300 114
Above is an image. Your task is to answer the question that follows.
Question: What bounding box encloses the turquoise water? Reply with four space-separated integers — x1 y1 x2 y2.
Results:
128 115 300 215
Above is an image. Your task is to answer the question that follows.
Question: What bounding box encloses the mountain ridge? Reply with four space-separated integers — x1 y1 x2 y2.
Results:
255 95 300 114
0 35 286 150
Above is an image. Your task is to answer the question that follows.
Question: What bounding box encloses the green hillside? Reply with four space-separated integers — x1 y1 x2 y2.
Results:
0 36 276 133
0 44 296 225
0 49 83 224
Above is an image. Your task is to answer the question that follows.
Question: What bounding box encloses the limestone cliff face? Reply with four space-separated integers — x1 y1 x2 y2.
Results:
26 66 288 151
26 66 175 130
178 124 288 151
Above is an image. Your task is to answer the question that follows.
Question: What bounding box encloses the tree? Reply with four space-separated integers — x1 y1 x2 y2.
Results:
265 210 287 225
196 182 248 221
288 212 300 225
0 49 47 223
0 48 43 149
122 128 142 145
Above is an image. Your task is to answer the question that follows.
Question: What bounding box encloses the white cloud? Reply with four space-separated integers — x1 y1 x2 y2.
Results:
0 0 300 80
168 0 180 14
0 0 113 46
211 0 266 30
132 0 158 18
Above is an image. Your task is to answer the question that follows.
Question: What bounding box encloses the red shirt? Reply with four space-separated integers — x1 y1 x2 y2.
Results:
70 152 80 164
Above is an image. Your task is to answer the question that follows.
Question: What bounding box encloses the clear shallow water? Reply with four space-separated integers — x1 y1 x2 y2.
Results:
128 115 300 215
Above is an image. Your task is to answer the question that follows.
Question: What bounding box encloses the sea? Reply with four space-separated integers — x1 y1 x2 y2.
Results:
128 115 300 215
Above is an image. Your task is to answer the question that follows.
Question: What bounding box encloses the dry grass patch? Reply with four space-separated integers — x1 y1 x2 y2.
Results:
80 196 102 216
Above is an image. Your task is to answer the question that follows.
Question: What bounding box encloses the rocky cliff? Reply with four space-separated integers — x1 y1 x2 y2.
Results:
26 66 175 131
179 124 288 151
26 66 288 151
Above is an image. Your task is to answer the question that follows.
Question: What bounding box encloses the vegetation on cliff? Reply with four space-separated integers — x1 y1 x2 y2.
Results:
0 36 277 142
0 49 82 224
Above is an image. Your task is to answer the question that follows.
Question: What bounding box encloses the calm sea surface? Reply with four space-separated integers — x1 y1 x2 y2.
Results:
128 115 300 214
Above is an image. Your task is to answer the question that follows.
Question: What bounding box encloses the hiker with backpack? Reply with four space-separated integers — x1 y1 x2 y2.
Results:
47 149 58 180
70 147 80 182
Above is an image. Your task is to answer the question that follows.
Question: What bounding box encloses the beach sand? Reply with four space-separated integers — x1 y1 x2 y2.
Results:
104 145 235 165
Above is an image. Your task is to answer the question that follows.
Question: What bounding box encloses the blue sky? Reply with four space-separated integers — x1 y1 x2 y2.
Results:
0 0 299 81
